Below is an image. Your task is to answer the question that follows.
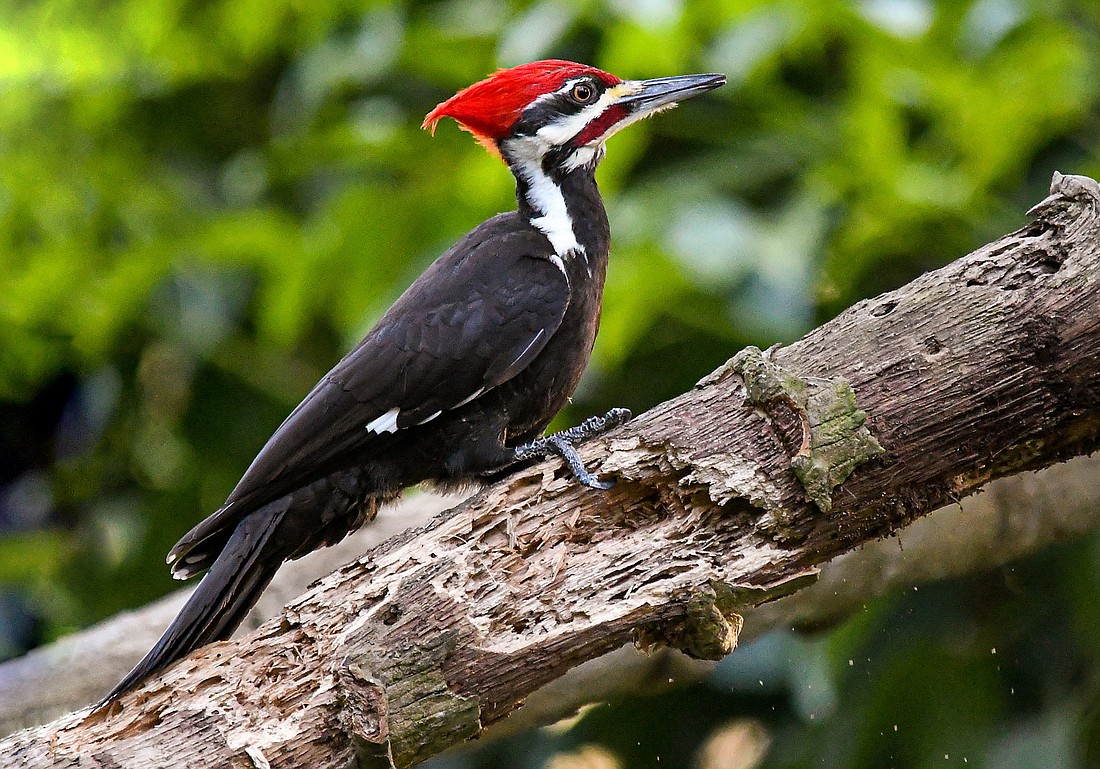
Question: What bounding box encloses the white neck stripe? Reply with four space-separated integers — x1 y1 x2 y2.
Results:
514 153 583 260
535 90 617 147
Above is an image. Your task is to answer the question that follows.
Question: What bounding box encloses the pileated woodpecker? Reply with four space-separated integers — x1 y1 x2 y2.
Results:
101 60 725 705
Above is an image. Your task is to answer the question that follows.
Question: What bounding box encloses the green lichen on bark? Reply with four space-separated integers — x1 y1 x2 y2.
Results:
660 572 820 661
731 346 884 512
680 590 744 660
341 630 482 769
644 587 744 661
790 378 884 511
731 345 809 406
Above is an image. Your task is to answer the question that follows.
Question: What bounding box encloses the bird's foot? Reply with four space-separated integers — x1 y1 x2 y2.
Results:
513 407 631 489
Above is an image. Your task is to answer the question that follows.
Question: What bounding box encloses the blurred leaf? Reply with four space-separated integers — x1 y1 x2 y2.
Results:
0 532 70 584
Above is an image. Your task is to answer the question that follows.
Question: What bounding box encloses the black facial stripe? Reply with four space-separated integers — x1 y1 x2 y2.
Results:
542 146 575 182
510 100 568 137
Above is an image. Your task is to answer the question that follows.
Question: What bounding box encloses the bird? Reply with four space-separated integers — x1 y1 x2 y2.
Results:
99 59 725 706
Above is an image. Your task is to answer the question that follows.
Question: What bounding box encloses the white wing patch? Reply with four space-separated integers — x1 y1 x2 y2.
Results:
453 387 485 409
414 410 442 426
366 407 400 434
366 389 487 434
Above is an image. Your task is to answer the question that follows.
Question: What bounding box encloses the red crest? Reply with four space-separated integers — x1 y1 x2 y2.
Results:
423 60 622 153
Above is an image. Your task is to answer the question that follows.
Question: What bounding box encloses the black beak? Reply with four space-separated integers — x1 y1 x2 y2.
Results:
618 73 726 114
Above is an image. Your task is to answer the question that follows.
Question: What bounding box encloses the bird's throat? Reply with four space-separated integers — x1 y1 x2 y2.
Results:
509 153 609 267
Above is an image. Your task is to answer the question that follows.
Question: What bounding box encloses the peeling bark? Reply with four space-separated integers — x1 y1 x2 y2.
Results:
2 172 1100 768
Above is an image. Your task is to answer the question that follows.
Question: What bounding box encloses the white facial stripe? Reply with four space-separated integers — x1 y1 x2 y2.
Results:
535 81 643 146
535 91 613 146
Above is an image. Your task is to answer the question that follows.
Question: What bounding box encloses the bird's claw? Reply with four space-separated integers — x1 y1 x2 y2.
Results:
546 434 615 489
514 407 631 489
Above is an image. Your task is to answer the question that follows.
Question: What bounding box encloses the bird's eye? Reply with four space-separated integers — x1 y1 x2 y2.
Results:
570 83 596 103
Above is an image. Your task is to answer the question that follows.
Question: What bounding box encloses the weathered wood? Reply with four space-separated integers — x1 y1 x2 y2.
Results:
2 172 1099 769
7 451 1100 743
0 495 462 739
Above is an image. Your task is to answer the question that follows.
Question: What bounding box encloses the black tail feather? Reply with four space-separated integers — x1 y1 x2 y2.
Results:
96 508 286 707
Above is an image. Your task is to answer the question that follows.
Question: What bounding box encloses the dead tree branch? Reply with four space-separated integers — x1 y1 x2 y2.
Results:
2 172 1099 769
4 452 1100 742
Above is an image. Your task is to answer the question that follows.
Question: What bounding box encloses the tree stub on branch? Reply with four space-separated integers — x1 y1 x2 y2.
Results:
3 172 1099 769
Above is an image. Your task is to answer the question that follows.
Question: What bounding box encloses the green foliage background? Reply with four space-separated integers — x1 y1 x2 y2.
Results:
2 0 1099 766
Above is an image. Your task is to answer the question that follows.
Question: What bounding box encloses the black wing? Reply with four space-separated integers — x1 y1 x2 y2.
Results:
168 214 566 570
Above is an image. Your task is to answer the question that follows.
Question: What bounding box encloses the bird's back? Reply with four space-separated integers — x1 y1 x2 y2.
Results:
167 210 604 575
